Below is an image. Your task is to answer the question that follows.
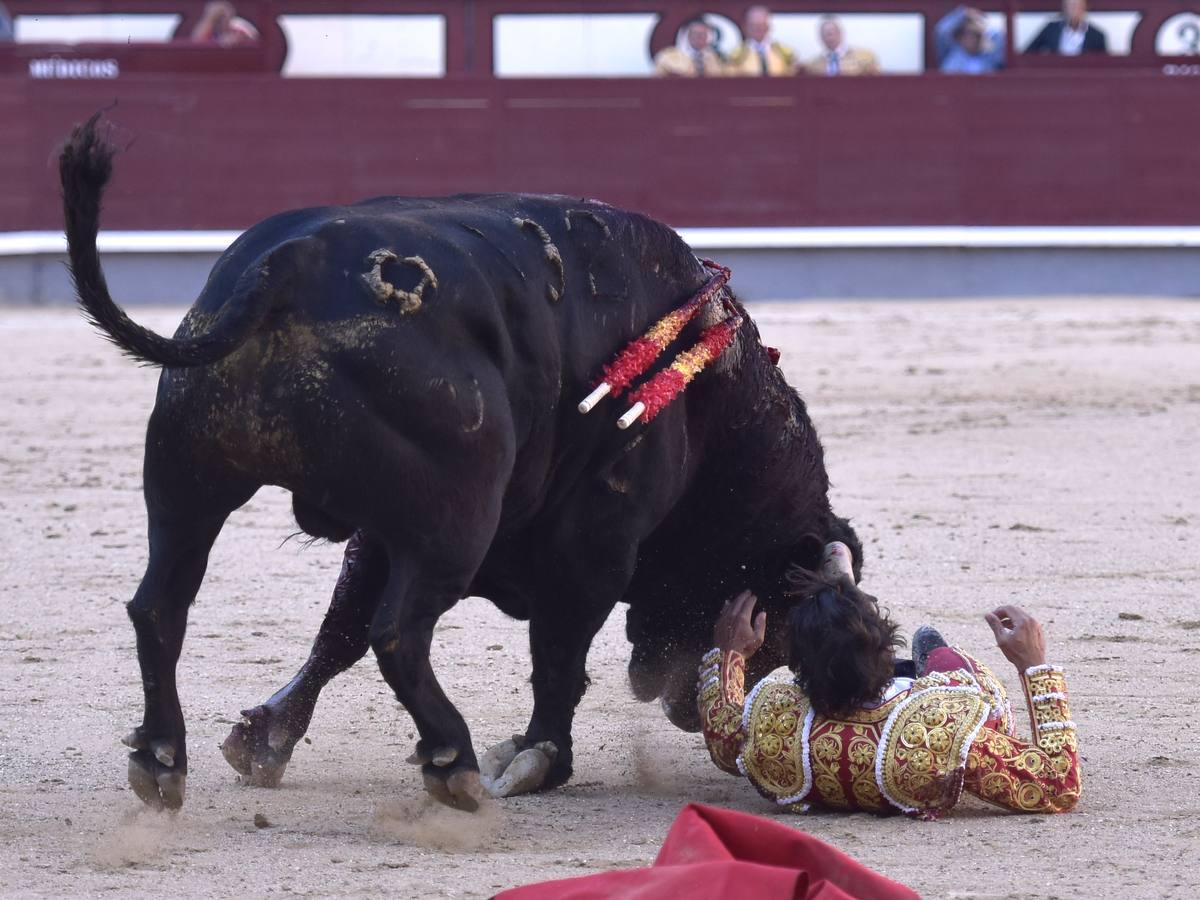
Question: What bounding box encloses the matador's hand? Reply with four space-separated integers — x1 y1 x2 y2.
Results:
985 605 1047 670
714 590 767 658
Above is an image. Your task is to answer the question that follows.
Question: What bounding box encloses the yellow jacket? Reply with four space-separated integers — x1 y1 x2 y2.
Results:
653 46 727 78
804 47 881 76
725 41 797 76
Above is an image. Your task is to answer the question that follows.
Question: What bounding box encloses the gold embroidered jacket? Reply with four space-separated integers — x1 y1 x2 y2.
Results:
653 46 728 77
802 47 881 76
725 42 797 76
698 649 1080 818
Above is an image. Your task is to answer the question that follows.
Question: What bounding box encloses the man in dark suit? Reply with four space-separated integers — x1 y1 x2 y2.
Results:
1026 0 1108 54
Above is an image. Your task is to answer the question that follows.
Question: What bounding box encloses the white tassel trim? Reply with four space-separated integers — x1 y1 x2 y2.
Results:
954 701 992 808
697 648 721 686
776 705 816 806
1000 698 1016 737
1024 663 1064 676
699 675 719 694
1037 720 1077 731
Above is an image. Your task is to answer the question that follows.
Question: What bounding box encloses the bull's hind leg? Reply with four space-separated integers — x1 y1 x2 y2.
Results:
124 487 252 810
307 370 512 811
370 549 493 812
221 530 387 786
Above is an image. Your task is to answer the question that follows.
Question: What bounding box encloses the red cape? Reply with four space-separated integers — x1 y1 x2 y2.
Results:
496 802 919 900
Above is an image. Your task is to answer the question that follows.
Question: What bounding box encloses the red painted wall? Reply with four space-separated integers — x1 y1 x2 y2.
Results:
4 73 1199 231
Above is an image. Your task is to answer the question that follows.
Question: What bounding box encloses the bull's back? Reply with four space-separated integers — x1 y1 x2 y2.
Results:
176 193 701 431
159 194 706 522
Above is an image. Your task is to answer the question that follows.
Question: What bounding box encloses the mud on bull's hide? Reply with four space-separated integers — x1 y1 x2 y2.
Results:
512 217 566 302
362 249 438 313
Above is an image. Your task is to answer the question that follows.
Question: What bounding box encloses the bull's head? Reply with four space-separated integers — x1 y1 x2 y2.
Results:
628 517 898 730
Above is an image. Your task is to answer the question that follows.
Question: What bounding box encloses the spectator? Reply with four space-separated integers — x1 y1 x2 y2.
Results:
804 15 881 76
937 6 1005 73
725 6 797 76
191 1 260 47
654 18 725 77
0 3 14 43
1026 0 1107 55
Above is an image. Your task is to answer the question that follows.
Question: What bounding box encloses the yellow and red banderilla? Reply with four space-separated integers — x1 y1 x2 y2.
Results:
577 259 742 429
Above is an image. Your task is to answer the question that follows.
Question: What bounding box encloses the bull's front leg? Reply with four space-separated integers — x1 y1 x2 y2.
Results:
482 543 634 798
221 531 386 786
481 605 614 797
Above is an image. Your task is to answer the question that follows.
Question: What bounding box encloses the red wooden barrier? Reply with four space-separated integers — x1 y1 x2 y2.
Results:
2 1 1198 231
3 73 1197 231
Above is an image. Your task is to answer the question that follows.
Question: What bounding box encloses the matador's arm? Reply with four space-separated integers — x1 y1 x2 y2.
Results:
697 648 748 775
964 664 1081 813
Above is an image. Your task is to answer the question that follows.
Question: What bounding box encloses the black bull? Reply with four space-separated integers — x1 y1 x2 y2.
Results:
60 116 863 811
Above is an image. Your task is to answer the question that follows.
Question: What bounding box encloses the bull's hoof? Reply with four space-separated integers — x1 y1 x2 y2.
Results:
220 706 293 788
660 695 703 733
479 737 560 798
123 727 186 810
127 751 186 810
421 766 485 812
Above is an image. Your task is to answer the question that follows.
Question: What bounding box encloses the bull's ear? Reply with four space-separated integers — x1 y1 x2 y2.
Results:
792 533 825 571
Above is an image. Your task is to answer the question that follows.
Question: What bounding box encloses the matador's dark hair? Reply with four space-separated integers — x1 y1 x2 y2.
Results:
784 568 903 717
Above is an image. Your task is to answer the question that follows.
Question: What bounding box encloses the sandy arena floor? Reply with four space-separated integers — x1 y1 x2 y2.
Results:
1 299 1198 898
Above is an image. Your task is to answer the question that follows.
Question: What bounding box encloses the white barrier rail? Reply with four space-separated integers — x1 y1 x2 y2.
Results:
5 227 1200 257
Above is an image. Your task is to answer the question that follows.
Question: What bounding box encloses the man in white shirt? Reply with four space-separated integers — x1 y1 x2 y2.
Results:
1026 0 1108 55
803 15 881 76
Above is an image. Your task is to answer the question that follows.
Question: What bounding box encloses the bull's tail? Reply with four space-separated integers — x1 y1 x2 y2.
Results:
59 112 282 368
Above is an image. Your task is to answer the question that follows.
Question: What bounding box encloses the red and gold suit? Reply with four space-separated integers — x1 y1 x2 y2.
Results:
698 646 1080 818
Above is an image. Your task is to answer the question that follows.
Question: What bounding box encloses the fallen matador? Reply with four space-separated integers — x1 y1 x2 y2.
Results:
700 543 1081 818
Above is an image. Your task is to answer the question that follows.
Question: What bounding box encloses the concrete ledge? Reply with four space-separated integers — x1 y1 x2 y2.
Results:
711 246 1200 300
681 226 1200 250
4 228 1200 304
8 226 1200 256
